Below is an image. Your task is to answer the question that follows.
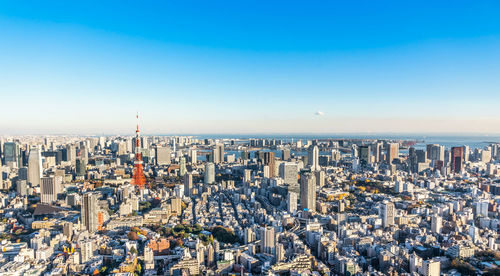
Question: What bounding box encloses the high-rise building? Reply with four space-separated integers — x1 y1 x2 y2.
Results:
315 170 325 187
307 145 320 171
359 145 371 164
204 162 215 184
386 143 399 164
66 144 76 165
431 215 442 234
287 192 297 214
450 147 464 174
184 173 193 197
3 142 20 168
381 201 395 228
422 259 441 276
189 149 197 164
260 226 275 255
41 176 59 204
179 157 186 176
212 143 224 164
171 197 181 215
263 151 276 177
300 172 316 211
282 149 291 161
155 146 171 165
82 192 99 233
28 147 42 187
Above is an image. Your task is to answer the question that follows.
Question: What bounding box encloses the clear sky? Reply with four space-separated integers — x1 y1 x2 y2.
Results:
1 1 500 135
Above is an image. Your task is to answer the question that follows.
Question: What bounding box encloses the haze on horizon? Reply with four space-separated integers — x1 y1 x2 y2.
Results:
1 1 500 135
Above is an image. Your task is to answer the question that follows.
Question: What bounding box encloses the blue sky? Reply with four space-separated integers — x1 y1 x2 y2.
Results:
1 1 500 134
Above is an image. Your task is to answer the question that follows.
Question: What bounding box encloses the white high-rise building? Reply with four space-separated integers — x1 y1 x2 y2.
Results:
260 226 275 255
40 176 60 204
204 162 215 184
308 145 320 171
28 147 42 187
431 215 442 234
300 172 316 211
82 193 99 233
287 192 297 214
381 201 395 228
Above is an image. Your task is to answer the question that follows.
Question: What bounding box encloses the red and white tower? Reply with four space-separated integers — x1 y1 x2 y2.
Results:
132 113 146 189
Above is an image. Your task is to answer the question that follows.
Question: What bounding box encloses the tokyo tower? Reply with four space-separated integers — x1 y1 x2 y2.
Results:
132 113 146 189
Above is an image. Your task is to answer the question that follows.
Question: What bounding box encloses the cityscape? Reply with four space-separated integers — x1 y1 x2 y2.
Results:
1 1 500 276
0 121 500 275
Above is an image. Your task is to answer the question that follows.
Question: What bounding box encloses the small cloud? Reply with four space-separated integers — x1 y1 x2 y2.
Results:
315 110 324 116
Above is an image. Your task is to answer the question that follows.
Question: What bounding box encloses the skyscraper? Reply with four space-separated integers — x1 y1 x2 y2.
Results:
381 201 395 228
263 151 276 177
3 142 20 167
212 143 224 164
82 192 99 233
359 145 371 164
300 172 316 211
28 147 42 187
184 173 193 197
204 162 215 184
386 143 399 164
450 147 464 174
431 215 442 234
280 162 298 194
287 192 297 214
282 148 291 161
307 145 320 171
260 226 275 255
41 176 59 204
155 146 171 165
66 144 76 166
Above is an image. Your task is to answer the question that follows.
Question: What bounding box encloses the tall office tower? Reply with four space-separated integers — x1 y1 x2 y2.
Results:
380 201 395 228
204 162 215 184
3 142 20 167
416 149 427 163
359 145 371 164
76 157 86 177
80 146 89 164
27 147 42 187
155 146 171 165
386 143 399 164
462 145 469 162
82 192 99 233
300 172 316 211
16 180 28 196
212 143 224 164
307 145 320 171
179 157 187 176
431 215 442 234
279 162 298 192
263 152 276 177
189 149 197 164
41 176 59 204
132 114 146 189
315 170 325 187
244 227 255 244
260 226 275 255
422 260 441 276
66 144 76 165
170 197 181 214
287 192 297 214
282 148 291 161
18 167 28 180
184 173 193 197
427 144 445 161
373 142 383 163
450 147 464 174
